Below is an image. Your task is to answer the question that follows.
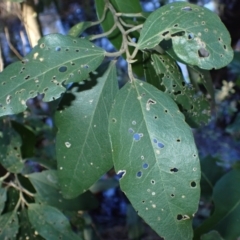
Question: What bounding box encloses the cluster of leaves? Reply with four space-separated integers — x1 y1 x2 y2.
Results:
0 0 238 239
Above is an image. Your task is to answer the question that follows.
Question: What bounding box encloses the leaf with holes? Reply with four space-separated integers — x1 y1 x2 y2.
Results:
28 204 80 240
151 53 210 126
0 211 19 239
28 170 98 210
194 169 240 240
0 188 7 214
138 2 233 70
109 80 200 240
0 33 105 117
0 128 24 173
56 62 118 198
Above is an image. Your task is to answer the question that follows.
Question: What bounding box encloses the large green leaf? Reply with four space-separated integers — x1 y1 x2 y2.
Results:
194 169 240 240
138 2 233 70
109 79 200 239
200 231 224 240
28 204 81 240
0 34 105 117
56 62 118 198
151 53 210 125
0 211 19 239
27 170 98 210
0 187 7 214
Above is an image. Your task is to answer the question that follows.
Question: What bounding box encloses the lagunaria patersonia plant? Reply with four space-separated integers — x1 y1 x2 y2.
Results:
0 0 234 239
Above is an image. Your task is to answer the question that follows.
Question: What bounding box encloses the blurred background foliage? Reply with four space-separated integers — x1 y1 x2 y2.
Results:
0 0 240 239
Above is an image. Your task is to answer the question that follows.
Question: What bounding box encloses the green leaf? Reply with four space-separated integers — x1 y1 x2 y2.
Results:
28 204 81 240
0 128 24 173
56 62 118 198
27 170 98 210
200 231 224 240
151 53 210 125
18 209 44 240
0 33 105 117
0 211 19 239
109 79 200 239
68 22 92 37
200 156 224 197
138 2 233 70
194 169 240 240
4 188 19 212
0 187 7 214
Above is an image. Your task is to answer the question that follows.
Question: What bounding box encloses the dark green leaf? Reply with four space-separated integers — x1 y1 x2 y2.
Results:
4 188 19 212
56 62 118 198
200 156 224 197
28 204 81 240
0 211 19 239
0 129 24 173
109 79 200 239
0 187 7 214
194 169 240 240
138 2 233 69
0 34 105 117
18 209 44 240
200 230 224 240
151 53 210 125
27 170 98 210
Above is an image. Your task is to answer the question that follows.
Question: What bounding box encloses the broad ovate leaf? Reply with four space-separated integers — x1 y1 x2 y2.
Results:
56 62 118 198
28 204 80 240
109 80 200 239
0 188 7 214
0 211 19 239
151 53 210 125
0 33 105 117
138 2 233 70
194 169 240 240
27 170 98 210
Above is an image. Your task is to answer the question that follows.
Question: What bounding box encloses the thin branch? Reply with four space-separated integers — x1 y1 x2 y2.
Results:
90 3 109 27
15 175 35 197
4 27 23 60
115 12 146 18
125 24 143 35
0 172 10 181
89 23 117 40
119 18 135 28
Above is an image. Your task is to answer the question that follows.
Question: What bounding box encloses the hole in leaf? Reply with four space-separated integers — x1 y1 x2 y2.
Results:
153 139 157 143
164 109 168 113
191 181 196 187
112 118 116 123
142 163 149 169
137 171 142 177
181 6 192 11
40 43 45 48
157 142 164 148
128 128 134 134
133 133 143 141
171 194 175 197
188 33 194 40
162 31 169 37
154 116 158 120
117 170 126 179
177 214 183 220
151 180 155 184
198 48 209 58
76 49 80 52
201 21 205 25
25 75 30 80
55 46 61 51
59 66 67 72
170 168 178 172
223 45 227 50
146 99 156 111
173 24 179 27
142 200 145 204
176 139 181 142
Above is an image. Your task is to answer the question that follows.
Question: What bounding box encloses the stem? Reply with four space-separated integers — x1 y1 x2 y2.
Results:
90 4 108 27
89 23 117 40
15 175 35 197
0 172 10 181
115 12 146 18
125 24 143 35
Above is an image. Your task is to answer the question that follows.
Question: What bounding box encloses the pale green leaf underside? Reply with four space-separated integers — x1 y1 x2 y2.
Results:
0 188 7 214
56 62 118 198
28 204 80 240
0 211 19 239
0 33 105 117
109 80 200 240
195 169 240 240
138 2 233 70
151 53 210 125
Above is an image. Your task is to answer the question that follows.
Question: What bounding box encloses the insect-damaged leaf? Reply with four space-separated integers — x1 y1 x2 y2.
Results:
151 53 210 126
194 169 240 240
109 80 200 240
138 2 233 70
28 204 80 240
56 62 118 198
27 170 98 210
0 211 19 239
0 33 105 117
